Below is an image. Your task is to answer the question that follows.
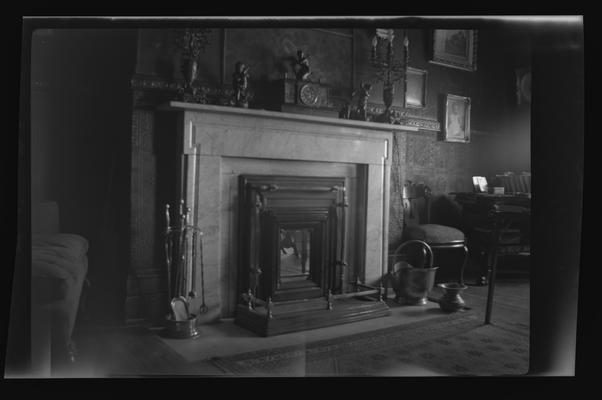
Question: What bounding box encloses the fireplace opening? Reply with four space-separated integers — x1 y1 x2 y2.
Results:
279 228 311 282
238 175 346 303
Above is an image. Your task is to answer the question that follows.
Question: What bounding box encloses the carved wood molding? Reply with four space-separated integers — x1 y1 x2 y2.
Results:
131 74 235 109
130 74 182 92
399 117 441 132
365 102 441 132
131 75 439 131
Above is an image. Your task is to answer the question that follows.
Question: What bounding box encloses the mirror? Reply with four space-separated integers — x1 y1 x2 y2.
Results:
279 228 310 284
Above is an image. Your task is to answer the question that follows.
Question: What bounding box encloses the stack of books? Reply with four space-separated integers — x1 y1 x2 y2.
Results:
494 172 531 194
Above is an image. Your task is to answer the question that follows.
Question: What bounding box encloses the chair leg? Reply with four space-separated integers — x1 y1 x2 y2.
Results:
485 251 499 324
459 244 468 285
476 250 489 286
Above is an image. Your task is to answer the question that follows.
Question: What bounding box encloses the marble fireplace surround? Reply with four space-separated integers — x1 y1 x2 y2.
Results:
160 102 417 323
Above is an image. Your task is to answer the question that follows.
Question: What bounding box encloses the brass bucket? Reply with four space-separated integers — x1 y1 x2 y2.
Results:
164 314 200 339
389 240 438 305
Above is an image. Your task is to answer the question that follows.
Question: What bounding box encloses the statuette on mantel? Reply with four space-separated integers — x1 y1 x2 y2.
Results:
231 61 250 108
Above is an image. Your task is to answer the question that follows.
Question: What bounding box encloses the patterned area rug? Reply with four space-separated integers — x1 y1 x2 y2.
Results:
207 312 529 377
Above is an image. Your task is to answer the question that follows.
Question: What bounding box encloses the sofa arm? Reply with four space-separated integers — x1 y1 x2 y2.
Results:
32 276 69 305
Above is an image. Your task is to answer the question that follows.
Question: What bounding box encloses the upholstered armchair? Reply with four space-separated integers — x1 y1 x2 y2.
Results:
31 201 88 375
400 181 468 284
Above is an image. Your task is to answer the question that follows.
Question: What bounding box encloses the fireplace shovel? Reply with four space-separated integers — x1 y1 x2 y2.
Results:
170 296 190 322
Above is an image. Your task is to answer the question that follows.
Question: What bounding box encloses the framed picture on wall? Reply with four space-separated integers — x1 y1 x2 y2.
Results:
444 94 471 143
430 30 478 71
404 67 427 108
515 67 531 105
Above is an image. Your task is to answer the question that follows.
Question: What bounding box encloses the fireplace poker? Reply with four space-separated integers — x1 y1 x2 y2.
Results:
189 228 198 299
183 207 192 298
179 295 191 319
176 206 187 298
164 204 173 303
199 229 208 314
340 186 348 291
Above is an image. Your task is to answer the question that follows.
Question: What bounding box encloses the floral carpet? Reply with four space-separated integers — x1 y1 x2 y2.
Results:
208 279 530 376
207 311 529 377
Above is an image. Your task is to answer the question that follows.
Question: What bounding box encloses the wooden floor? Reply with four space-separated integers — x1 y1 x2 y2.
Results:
38 251 527 378
47 270 529 378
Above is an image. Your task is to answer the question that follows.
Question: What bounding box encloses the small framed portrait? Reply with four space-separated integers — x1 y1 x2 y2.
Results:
515 67 531 105
404 67 428 109
444 94 471 143
430 30 478 71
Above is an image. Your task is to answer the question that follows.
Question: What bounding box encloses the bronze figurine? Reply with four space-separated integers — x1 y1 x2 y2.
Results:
339 102 352 119
231 61 250 108
355 82 372 121
294 50 311 81
339 82 372 122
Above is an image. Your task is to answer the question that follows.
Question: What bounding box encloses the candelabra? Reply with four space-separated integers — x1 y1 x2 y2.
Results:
370 29 410 123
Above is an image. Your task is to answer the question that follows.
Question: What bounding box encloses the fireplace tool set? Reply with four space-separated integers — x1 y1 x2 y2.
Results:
163 200 207 338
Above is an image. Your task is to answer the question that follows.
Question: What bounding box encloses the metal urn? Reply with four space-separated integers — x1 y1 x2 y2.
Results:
389 240 438 305
437 282 468 312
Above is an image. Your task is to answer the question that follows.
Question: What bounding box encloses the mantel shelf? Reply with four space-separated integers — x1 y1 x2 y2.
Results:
160 101 419 133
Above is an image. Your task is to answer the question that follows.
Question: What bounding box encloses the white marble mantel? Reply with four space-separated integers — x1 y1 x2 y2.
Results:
160 101 416 322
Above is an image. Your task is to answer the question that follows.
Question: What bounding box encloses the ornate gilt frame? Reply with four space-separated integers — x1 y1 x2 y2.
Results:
444 94 471 143
430 30 478 72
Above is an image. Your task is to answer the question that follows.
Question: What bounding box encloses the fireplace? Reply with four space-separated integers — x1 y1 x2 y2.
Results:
159 102 417 334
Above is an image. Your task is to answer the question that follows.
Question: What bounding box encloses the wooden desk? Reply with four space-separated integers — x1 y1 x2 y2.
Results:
453 192 531 270
452 192 531 323
453 192 531 212
453 192 530 229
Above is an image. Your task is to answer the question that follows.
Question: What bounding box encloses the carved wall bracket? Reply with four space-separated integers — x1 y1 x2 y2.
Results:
365 102 441 131
131 74 234 107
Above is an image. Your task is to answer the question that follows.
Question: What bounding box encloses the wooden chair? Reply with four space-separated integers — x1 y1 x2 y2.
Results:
401 181 468 285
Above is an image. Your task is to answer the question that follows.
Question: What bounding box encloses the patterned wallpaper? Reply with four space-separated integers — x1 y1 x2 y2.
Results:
388 130 506 249
136 29 223 83
129 27 531 318
224 28 353 88
132 25 531 246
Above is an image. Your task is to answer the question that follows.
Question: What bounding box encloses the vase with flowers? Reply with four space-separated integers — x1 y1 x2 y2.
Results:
176 28 212 103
